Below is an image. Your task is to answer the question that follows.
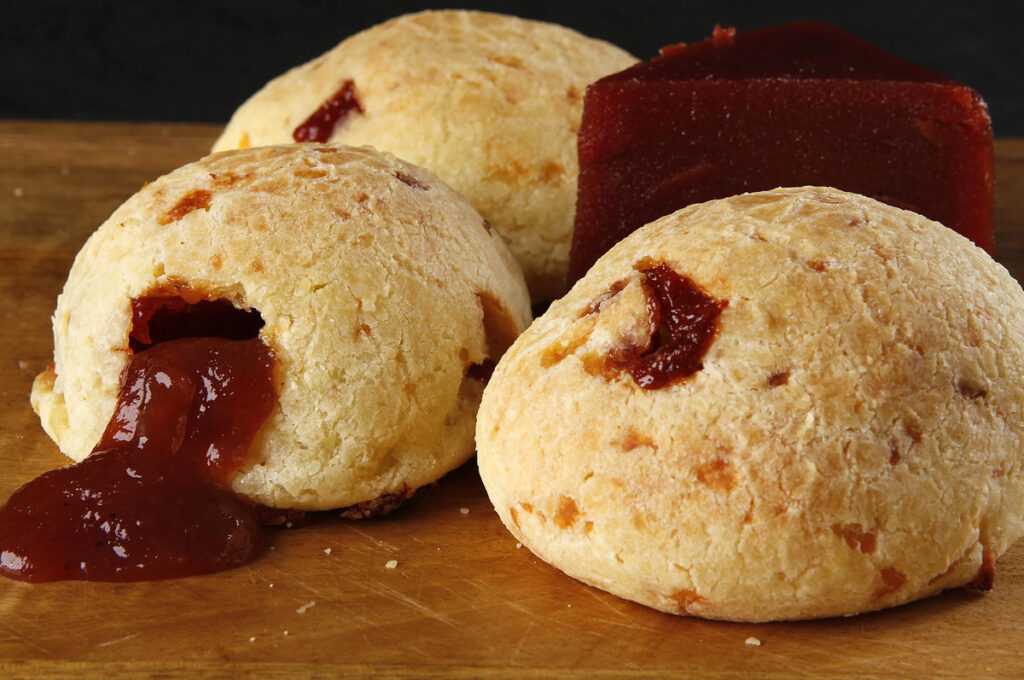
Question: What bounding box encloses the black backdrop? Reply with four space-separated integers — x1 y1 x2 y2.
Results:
3 0 1022 135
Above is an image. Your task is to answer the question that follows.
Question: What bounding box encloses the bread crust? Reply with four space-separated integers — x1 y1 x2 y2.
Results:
477 186 1024 621
32 144 531 510
212 10 637 302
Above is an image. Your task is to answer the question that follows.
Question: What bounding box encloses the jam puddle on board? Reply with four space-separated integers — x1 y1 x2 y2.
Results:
0 296 279 582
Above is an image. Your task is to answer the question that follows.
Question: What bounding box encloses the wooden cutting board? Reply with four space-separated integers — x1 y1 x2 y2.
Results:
1 121 1022 679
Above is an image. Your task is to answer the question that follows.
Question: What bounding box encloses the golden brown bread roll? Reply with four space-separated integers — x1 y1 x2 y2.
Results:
32 143 531 511
477 186 1024 621
213 10 637 302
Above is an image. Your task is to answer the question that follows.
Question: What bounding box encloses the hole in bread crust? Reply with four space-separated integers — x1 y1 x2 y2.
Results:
130 284 264 352
602 261 727 390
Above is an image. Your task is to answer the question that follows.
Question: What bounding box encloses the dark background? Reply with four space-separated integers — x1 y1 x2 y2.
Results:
3 0 1022 135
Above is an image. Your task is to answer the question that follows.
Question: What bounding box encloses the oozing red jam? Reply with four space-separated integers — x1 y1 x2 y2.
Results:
0 298 275 582
626 264 727 389
292 80 363 143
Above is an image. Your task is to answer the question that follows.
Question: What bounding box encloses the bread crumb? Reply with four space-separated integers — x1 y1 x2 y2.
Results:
745 637 762 647
324 548 332 555
12 187 23 198
17 360 29 370
296 601 316 614
249 637 255 643
460 507 470 514
269 583 274 588
283 630 289 636
516 542 522 549
385 559 398 569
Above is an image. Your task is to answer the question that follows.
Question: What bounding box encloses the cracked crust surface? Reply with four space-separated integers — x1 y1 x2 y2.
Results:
477 186 1024 621
31 144 531 510
212 10 637 302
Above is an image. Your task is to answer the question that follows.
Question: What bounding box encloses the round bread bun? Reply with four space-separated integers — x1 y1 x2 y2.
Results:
31 143 531 511
476 186 1024 621
211 10 637 303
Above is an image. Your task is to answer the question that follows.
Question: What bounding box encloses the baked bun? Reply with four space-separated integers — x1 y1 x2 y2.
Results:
476 186 1024 621
212 10 637 303
32 144 531 511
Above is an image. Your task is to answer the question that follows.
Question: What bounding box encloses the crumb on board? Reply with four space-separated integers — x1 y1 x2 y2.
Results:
283 630 289 637
17 360 29 370
745 637 762 647
324 548 332 555
269 583 274 588
460 507 470 514
249 637 255 643
13 187 23 197
385 559 398 569
516 542 522 549
296 601 316 615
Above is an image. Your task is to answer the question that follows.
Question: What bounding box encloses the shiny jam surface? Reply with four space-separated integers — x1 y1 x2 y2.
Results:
0 336 275 582
292 80 363 143
627 264 727 389
569 21 994 283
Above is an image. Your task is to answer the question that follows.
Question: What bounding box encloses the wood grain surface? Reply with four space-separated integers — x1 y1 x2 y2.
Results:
1 121 1023 679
